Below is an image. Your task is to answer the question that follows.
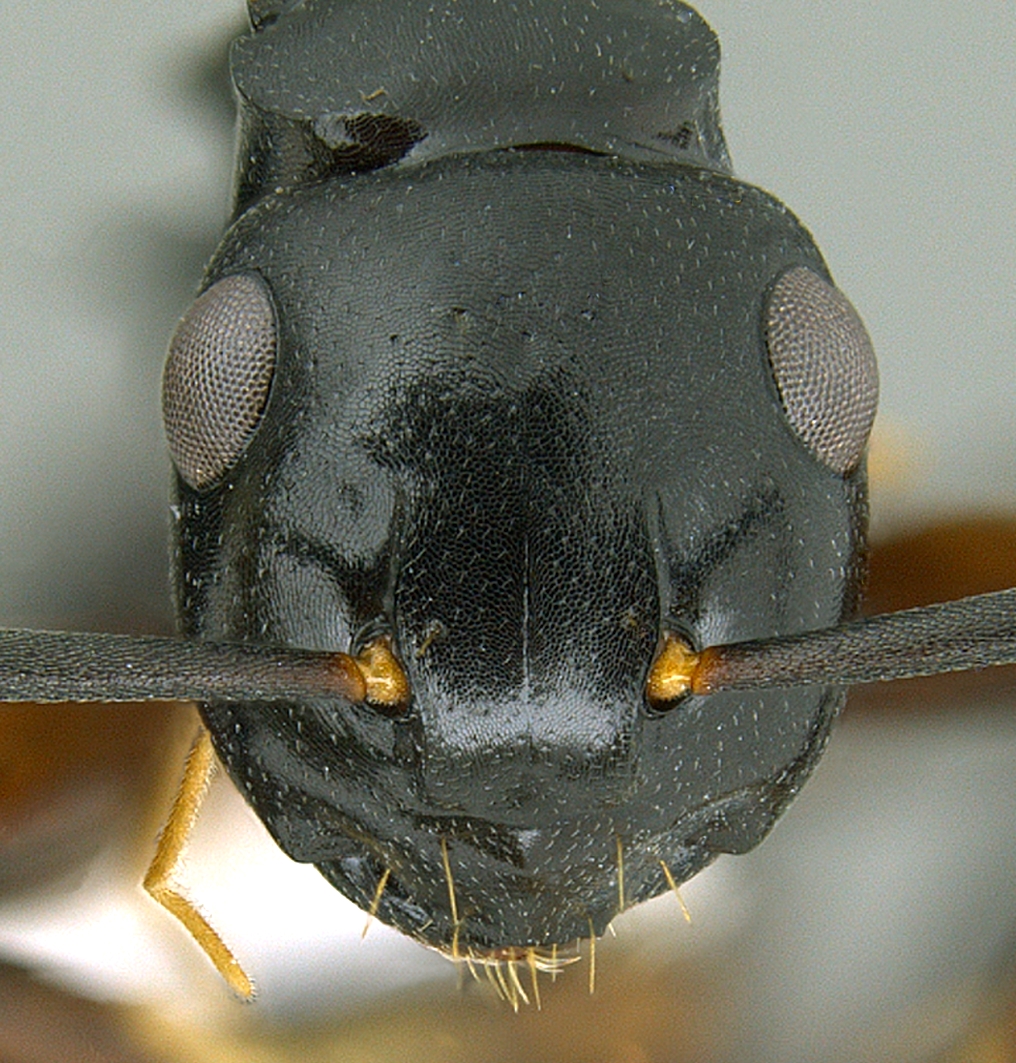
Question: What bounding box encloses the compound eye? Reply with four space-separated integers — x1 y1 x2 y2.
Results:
764 267 879 475
162 273 277 490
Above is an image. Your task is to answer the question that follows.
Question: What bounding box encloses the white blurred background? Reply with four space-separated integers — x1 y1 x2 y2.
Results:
0 3 1014 1061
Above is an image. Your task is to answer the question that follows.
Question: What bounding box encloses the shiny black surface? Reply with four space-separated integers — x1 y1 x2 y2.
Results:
230 0 732 217
173 1 868 954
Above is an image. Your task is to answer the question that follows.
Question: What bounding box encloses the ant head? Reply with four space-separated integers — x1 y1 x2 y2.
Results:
163 146 875 953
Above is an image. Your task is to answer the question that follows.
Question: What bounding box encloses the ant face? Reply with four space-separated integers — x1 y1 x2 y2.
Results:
168 99 871 953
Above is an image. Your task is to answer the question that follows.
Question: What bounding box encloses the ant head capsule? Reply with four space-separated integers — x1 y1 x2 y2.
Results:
174 139 870 953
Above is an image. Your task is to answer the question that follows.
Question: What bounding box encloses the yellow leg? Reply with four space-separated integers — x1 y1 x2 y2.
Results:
143 727 253 999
